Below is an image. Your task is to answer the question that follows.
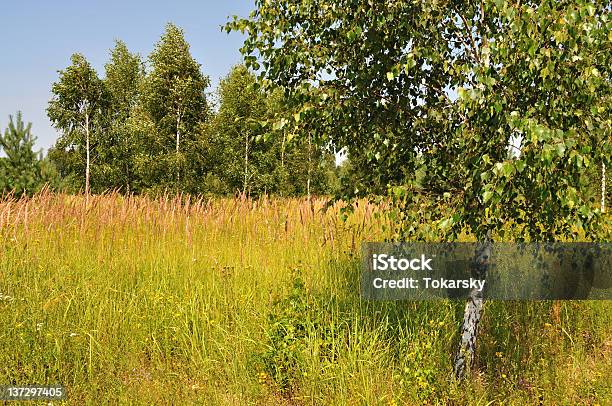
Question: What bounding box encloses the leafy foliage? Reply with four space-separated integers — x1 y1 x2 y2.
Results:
42 25 337 197
98 40 145 193
257 269 339 396
141 23 211 190
228 0 611 241
210 65 336 196
257 271 310 394
47 53 107 194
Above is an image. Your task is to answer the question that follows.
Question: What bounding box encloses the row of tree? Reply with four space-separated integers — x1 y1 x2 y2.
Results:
42 23 337 197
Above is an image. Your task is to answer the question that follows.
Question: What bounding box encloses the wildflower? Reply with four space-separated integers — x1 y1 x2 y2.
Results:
501 373 507 379
495 351 503 358
544 323 553 327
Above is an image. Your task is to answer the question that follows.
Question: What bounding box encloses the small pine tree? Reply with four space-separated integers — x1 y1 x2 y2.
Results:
0 112 43 196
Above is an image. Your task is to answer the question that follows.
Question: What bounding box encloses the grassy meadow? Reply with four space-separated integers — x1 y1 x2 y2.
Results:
0 192 610 405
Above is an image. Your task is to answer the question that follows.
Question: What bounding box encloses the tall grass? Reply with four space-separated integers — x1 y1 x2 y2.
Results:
0 191 610 404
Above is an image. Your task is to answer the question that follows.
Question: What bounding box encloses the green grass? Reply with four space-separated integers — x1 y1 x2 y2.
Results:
0 192 610 405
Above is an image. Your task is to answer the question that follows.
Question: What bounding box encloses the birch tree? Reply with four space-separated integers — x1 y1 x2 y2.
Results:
229 0 611 379
102 40 144 193
48 53 106 196
142 23 209 188
211 65 267 195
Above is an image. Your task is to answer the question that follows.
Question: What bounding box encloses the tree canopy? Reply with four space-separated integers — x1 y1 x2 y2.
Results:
44 24 338 197
47 53 107 195
229 0 611 240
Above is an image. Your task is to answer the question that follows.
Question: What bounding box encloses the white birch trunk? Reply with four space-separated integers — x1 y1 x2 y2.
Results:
243 131 249 197
602 162 606 213
307 132 312 200
176 108 181 153
281 133 286 169
454 236 491 379
176 107 182 184
85 112 91 197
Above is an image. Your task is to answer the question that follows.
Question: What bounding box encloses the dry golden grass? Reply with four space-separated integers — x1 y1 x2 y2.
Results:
0 191 609 405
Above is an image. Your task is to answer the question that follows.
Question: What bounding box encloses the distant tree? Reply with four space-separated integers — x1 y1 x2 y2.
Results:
101 40 145 193
47 53 107 196
123 103 160 193
279 134 337 197
211 65 336 197
211 65 268 195
0 112 44 196
265 88 337 197
142 23 210 189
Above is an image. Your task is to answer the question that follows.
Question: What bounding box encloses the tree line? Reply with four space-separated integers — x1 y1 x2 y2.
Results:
0 23 338 197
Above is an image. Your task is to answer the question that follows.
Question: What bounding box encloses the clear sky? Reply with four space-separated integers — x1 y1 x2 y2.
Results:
0 0 254 153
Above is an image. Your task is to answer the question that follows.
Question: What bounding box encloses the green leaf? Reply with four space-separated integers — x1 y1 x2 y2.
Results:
501 162 514 177
555 143 566 158
404 53 417 72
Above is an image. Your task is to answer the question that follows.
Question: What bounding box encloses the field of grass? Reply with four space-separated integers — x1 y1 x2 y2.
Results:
0 192 610 405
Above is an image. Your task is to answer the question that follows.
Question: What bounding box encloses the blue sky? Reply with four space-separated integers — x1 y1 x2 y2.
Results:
0 1 254 152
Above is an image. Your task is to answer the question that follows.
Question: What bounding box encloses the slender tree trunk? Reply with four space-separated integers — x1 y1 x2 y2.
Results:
125 161 130 195
176 107 182 184
281 133 286 169
176 109 181 153
602 162 606 213
279 133 286 197
85 112 91 197
243 131 249 197
454 235 491 379
307 132 312 200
